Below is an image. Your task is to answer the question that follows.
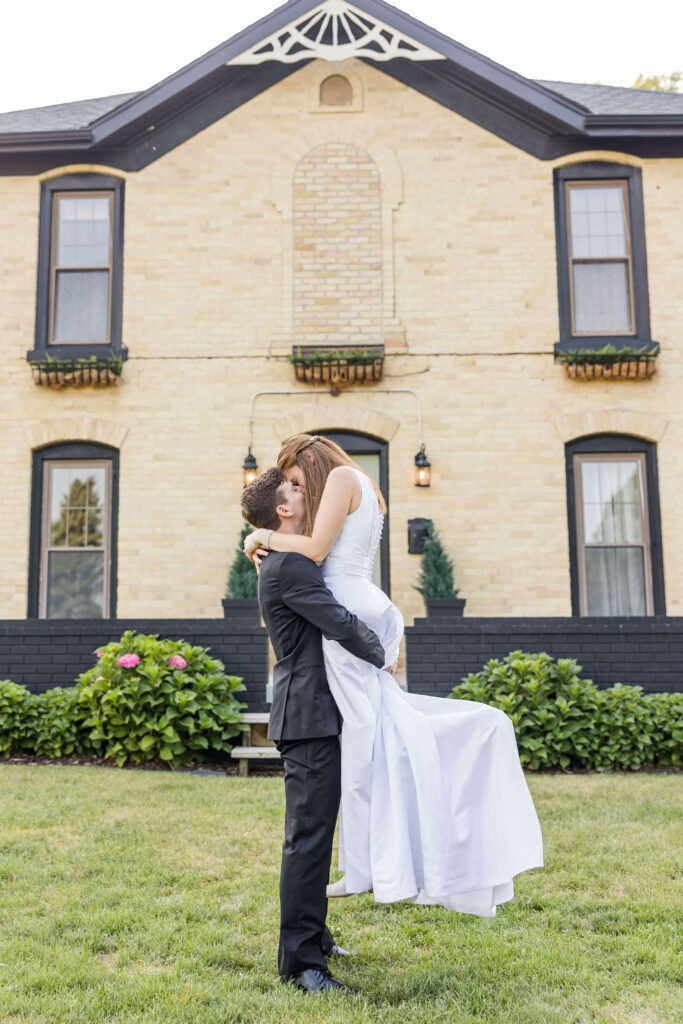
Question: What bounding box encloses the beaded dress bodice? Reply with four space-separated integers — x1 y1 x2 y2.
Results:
322 470 383 580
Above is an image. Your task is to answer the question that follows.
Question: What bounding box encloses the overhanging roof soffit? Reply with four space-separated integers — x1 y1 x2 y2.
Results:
227 0 446 63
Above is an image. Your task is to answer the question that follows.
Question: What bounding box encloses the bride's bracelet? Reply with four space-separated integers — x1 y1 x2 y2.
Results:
263 529 274 550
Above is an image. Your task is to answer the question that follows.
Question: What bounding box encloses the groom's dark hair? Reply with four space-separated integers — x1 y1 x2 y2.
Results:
241 466 287 531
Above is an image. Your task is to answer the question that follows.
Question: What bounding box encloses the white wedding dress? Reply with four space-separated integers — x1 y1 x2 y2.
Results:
320 470 543 917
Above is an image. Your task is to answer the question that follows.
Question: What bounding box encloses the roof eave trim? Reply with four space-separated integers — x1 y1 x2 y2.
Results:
89 0 319 142
0 129 93 152
586 113 683 134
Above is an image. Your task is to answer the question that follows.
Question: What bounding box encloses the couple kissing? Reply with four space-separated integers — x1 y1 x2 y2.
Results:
241 435 543 994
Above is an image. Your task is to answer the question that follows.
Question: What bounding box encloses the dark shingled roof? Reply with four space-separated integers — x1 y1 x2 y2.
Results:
0 93 139 133
535 80 683 116
1 79 682 137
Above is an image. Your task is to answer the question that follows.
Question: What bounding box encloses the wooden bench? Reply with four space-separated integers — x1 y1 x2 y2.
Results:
232 712 280 777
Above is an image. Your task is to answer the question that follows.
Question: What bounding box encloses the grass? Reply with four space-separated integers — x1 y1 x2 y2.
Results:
0 767 681 1024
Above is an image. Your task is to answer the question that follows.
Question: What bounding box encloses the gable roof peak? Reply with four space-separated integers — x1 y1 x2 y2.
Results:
228 0 445 64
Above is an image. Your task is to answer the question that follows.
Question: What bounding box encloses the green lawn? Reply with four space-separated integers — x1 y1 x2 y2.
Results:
0 767 680 1024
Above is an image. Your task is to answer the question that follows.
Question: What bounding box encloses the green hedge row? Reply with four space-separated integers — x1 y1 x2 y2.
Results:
0 631 245 768
450 651 682 770
2 642 680 772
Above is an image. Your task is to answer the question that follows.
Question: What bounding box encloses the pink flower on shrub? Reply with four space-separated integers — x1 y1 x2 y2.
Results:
95 676 104 682
96 652 105 659
168 655 187 670
117 654 140 668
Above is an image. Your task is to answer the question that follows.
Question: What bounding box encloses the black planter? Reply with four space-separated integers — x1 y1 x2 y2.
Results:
424 597 466 618
222 598 260 620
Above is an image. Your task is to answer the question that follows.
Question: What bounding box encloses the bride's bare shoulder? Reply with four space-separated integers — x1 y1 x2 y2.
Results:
326 465 361 493
325 465 362 512
328 465 358 482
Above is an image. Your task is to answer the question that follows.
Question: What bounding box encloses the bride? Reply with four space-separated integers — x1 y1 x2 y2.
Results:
244 434 543 916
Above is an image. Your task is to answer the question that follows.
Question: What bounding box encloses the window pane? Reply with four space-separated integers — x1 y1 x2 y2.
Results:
67 509 87 547
569 186 627 259
585 547 646 615
49 467 74 546
53 269 109 342
50 467 106 547
87 469 105 507
57 196 110 267
86 507 105 547
581 460 643 545
573 261 632 333
46 550 104 618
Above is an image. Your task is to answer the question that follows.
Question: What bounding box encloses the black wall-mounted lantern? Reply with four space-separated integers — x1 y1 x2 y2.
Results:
408 517 432 554
414 444 431 487
242 449 258 487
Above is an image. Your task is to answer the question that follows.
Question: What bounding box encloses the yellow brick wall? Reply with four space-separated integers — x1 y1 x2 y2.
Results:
1 59 682 626
294 142 382 345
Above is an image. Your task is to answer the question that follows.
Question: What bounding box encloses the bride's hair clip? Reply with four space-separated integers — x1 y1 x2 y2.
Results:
301 434 319 448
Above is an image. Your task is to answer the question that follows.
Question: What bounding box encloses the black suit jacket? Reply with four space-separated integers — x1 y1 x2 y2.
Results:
258 551 385 741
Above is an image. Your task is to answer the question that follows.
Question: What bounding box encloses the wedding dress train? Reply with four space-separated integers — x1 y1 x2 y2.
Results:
320 471 543 917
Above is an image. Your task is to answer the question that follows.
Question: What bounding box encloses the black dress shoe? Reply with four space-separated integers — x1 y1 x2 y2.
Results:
326 943 352 957
293 968 349 993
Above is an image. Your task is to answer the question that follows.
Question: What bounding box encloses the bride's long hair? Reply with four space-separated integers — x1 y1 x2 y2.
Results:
277 434 387 536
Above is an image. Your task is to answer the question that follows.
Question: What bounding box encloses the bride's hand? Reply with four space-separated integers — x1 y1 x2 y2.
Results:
244 529 268 562
252 547 269 573
386 659 399 675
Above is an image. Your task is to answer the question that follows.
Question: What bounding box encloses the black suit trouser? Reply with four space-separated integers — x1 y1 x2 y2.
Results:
276 735 340 980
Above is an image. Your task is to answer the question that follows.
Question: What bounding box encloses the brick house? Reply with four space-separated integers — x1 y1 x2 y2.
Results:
1 0 682 699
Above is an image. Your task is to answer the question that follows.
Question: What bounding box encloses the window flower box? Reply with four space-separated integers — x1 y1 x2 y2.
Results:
30 355 124 389
555 344 659 381
290 345 385 387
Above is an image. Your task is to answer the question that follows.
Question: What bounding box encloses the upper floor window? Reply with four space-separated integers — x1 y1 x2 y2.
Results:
28 443 119 618
565 181 634 335
554 163 654 353
50 191 113 343
565 435 665 617
30 174 125 361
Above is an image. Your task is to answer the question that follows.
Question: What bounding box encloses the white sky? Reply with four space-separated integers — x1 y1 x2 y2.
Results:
2 0 682 113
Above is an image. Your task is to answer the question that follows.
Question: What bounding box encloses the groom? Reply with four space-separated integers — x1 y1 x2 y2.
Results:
241 467 385 993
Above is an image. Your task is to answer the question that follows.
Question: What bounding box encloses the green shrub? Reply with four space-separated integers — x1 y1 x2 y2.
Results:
76 631 246 767
593 684 655 771
415 522 459 599
226 523 258 599
0 680 37 758
647 692 683 767
25 687 90 759
451 652 600 770
450 651 683 771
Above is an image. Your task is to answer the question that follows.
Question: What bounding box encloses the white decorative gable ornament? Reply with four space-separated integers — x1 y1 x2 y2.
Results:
227 0 446 64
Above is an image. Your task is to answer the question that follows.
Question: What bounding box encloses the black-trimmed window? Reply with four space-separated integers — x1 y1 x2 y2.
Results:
29 174 126 362
565 435 665 616
320 430 390 596
28 443 119 618
554 163 656 355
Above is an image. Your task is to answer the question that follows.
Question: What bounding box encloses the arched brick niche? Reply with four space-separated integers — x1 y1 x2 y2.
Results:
293 143 382 346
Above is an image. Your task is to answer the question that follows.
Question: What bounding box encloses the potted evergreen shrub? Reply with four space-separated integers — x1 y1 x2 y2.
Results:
415 522 466 617
222 523 260 620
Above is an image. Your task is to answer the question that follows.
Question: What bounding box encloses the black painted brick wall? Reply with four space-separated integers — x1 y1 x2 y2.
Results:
405 617 683 697
0 619 270 712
